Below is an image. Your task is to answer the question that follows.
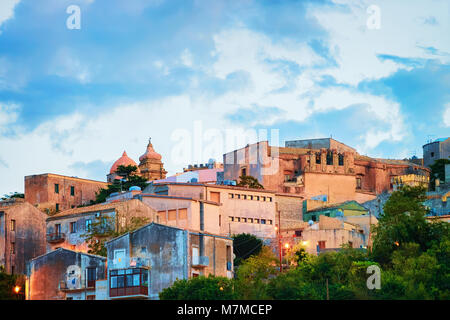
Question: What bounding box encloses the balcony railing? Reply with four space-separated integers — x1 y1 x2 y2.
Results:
109 268 149 299
192 256 209 267
46 232 65 243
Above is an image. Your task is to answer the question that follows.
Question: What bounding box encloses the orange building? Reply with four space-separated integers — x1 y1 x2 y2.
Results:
223 139 430 205
25 173 108 214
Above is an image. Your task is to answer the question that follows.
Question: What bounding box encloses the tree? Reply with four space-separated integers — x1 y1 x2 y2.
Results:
94 165 149 203
234 246 278 299
371 185 448 265
0 267 19 300
1 192 24 201
236 175 264 189
429 159 450 190
81 215 151 256
159 275 235 300
232 233 263 266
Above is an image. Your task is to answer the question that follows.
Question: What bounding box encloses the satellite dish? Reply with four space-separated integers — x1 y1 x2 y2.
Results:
66 265 81 290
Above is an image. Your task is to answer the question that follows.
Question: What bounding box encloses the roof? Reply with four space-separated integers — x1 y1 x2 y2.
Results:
25 173 107 184
306 200 368 213
140 193 221 206
30 247 106 262
47 199 144 220
151 181 278 194
110 151 138 174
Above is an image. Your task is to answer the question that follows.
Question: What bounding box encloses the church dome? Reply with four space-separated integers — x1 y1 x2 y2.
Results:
110 151 138 174
139 139 162 162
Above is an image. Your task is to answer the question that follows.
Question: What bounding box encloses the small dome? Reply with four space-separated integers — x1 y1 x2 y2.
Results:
139 139 162 162
110 151 138 174
129 186 141 191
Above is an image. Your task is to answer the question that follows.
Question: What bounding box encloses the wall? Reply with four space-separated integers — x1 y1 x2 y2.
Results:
27 249 106 300
0 201 47 274
25 174 107 213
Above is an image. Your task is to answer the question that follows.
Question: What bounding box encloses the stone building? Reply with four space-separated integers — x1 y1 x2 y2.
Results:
423 137 450 167
223 139 430 205
137 138 167 181
26 248 106 300
105 222 233 299
46 199 157 253
0 198 47 275
25 173 108 213
142 182 289 240
107 138 167 183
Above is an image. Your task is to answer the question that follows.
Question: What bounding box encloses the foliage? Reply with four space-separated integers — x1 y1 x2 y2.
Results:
429 159 450 190
159 275 235 300
1 192 24 201
94 165 149 203
236 175 264 189
234 246 278 299
81 215 151 256
232 233 263 266
371 185 448 265
0 267 19 300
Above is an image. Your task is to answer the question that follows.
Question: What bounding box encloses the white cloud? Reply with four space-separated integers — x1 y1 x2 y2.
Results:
48 47 91 83
444 103 450 127
0 0 20 31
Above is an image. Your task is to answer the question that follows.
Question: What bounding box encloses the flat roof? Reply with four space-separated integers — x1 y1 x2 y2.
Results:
25 173 107 184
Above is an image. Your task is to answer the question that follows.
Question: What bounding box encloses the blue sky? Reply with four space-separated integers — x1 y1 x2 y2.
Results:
0 0 449 196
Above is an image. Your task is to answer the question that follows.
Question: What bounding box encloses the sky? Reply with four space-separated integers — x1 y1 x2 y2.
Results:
0 0 449 196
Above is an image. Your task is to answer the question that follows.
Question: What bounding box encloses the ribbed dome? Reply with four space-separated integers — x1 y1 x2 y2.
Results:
110 151 138 174
139 141 162 162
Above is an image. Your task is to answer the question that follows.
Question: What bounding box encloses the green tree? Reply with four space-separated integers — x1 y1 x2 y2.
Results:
81 215 151 256
159 275 235 300
0 267 19 300
371 185 448 265
232 233 263 266
236 175 264 189
429 159 450 190
1 192 24 201
234 246 278 299
94 165 149 203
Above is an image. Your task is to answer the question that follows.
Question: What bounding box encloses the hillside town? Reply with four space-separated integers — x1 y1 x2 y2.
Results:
1 136 449 300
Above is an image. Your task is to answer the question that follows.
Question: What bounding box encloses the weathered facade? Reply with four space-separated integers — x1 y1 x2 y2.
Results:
143 182 280 240
105 223 233 300
0 199 47 275
223 139 430 204
25 173 107 213
423 137 450 167
46 199 157 253
26 248 106 300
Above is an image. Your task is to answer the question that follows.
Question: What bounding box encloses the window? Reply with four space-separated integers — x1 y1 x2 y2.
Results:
295 230 302 237
10 219 16 232
55 183 59 194
248 218 253 223
249 195 253 200
242 218 247 223
70 222 77 233
326 151 333 165
55 224 61 235
236 217 241 222
70 186 75 196
86 295 95 300
262 196 266 201
284 175 291 182
356 177 362 190
431 152 434 157
10 241 15 254
85 219 92 232
268 197 272 202
229 216 234 222
236 194 241 199
55 203 59 212
268 220 273 225
316 153 321 164
255 196 260 201
255 219 260 224
87 267 97 288
338 154 344 166
261 219 266 224
243 195 247 200
241 168 247 176
229 193 234 199
318 241 326 250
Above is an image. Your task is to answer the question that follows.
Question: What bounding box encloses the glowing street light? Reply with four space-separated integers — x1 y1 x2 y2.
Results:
302 240 308 246
14 286 20 294
284 243 290 249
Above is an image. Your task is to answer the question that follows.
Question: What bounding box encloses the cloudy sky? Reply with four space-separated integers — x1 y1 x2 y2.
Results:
0 0 449 196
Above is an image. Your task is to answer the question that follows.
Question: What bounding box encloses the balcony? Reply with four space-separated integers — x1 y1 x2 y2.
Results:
109 268 149 299
192 255 209 267
46 232 65 244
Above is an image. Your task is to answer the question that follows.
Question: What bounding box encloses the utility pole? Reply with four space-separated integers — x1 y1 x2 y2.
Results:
326 278 329 300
